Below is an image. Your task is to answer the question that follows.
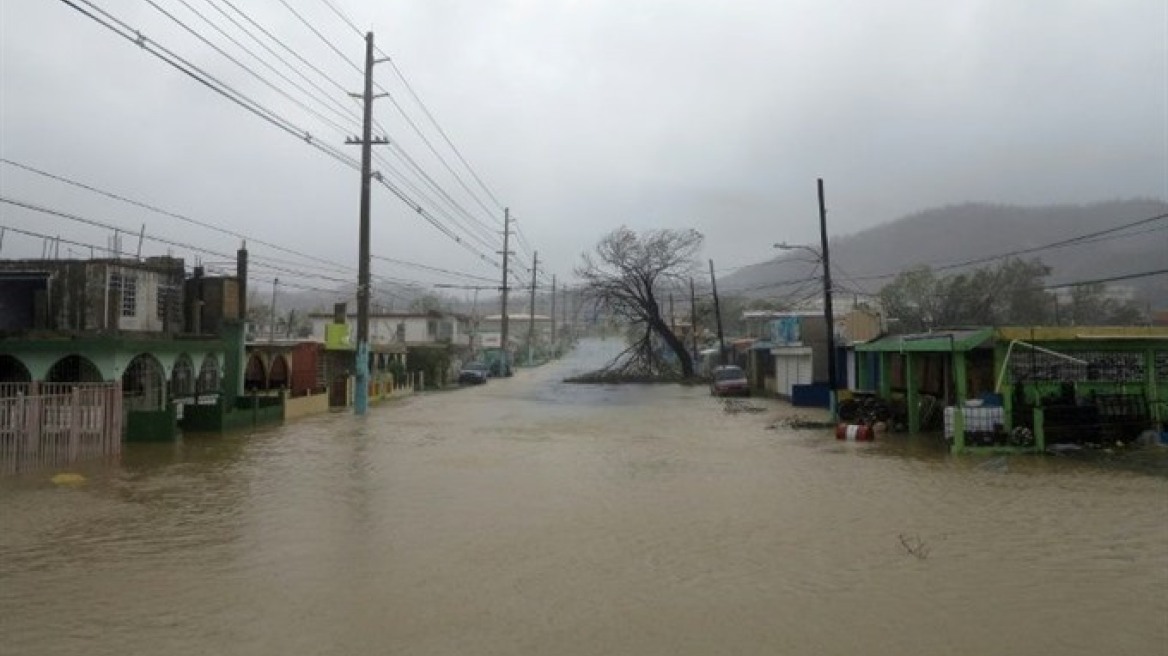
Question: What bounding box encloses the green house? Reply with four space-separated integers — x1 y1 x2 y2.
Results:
853 326 1167 453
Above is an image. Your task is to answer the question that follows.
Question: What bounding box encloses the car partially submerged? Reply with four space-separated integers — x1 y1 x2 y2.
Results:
458 361 490 385
710 365 749 397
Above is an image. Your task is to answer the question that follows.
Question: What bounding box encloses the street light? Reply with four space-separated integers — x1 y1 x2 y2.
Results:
773 241 819 257
775 241 838 418
773 178 837 419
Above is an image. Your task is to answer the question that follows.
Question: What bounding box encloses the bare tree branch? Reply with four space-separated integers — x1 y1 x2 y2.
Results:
575 226 704 379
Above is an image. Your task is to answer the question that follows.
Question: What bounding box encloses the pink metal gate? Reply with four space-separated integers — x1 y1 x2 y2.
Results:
0 382 123 475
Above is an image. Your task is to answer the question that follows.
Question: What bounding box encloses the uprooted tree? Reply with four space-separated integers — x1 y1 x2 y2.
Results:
575 226 703 380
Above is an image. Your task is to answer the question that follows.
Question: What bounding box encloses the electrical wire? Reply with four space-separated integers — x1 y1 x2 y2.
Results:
177 0 363 130
59 0 358 168
316 0 506 214
274 0 502 230
0 158 499 287
58 0 505 268
847 212 1168 283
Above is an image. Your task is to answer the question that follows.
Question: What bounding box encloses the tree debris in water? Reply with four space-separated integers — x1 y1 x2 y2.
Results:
898 533 931 560
722 399 766 414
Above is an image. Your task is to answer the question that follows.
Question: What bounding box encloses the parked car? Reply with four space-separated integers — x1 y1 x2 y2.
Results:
710 365 749 397
458 362 491 385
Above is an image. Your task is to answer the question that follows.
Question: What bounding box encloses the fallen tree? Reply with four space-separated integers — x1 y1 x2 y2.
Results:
569 227 703 383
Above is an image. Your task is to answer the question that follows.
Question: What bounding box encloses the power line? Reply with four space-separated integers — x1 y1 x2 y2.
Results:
214 0 357 97
1 158 349 272
274 1 502 230
179 0 363 130
848 212 1168 283
1043 268 1168 290
142 0 356 136
57 1 507 269
314 0 506 217
59 0 360 169
371 254 498 283
385 56 505 213
260 0 509 252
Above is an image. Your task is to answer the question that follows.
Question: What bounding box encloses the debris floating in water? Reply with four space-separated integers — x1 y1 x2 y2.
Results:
50 473 86 486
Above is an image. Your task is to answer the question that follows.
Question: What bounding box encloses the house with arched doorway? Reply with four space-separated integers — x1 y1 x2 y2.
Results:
0 256 246 445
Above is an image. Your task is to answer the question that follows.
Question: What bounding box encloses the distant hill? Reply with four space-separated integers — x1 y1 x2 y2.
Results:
721 199 1168 307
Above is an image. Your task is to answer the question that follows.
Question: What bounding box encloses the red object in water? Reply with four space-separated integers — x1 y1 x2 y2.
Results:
836 423 874 442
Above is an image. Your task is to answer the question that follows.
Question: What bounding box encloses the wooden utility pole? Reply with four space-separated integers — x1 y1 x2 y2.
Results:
562 285 570 346
499 209 512 370
345 32 388 415
550 274 557 352
527 251 539 365
689 277 698 360
269 277 278 343
817 178 838 417
709 260 726 364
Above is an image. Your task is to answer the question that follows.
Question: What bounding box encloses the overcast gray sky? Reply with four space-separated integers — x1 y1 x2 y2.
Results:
1 0 1165 298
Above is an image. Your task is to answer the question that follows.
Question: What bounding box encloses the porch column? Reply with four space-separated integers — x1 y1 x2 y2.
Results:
879 352 891 399
996 342 1013 432
906 352 920 433
953 350 968 451
1147 347 1161 426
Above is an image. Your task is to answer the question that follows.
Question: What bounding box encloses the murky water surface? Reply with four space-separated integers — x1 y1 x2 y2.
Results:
2 339 1166 655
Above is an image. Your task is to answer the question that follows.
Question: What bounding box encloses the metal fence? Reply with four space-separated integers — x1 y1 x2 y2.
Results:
0 383 122 475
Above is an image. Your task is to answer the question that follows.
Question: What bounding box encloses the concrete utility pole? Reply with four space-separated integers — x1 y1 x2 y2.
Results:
709 260 726 365
499 208 512 369
345 32 388 416
550 274 557 352
817 178 838 419
527 251 539 365
689 277 698 360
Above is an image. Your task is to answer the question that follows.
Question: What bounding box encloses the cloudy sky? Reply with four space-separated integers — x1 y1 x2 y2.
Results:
1 0 1165 301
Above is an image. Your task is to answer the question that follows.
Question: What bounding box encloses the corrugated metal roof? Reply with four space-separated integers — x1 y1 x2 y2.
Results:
854 327 993 353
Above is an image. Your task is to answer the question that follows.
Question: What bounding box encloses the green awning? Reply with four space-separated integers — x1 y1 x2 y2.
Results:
854 328 993 353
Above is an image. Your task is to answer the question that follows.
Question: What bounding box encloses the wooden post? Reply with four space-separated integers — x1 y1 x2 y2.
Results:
879 352 892 399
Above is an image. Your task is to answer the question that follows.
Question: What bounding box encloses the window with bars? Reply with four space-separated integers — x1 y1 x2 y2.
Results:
156 283 177 319
109 271 138 318
1008 350 1146 384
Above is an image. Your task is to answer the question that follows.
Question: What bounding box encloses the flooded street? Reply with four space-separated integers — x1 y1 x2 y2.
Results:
2 339 1165 655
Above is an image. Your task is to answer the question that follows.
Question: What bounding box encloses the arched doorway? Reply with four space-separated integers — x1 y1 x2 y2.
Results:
122 354 165 412
244 354 267 391
196 355 220 396
268 354 289 390
0 354 32 397
170 354 195 400
46 354 104 384
0 355 32 383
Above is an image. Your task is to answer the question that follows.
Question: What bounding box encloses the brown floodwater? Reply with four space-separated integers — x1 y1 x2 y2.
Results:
2 339 1166 655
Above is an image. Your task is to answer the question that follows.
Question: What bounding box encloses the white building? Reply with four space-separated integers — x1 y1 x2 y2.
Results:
308 312 472 348
477 313 553 350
